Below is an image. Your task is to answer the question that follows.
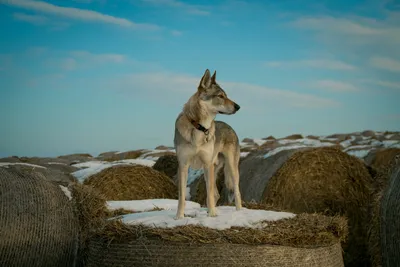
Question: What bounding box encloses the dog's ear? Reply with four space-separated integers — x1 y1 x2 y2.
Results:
211 70 216 84
199 69 211 90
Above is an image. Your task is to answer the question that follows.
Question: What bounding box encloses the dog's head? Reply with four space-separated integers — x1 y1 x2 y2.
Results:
197 69 240 115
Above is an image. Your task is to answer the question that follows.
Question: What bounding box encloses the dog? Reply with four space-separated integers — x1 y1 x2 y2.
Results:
174 69 242 219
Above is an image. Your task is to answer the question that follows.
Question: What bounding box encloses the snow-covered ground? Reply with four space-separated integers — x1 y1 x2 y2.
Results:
59 185 72 200
107 199 201 212
115 199 295 230
71 159 156 183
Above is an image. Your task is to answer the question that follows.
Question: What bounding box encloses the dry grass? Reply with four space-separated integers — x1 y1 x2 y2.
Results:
370 148 400 171
282 134 303 140
95 213 347 248
83 165 178 200
102 150 146 162
262 146 374 266
153 154 178 179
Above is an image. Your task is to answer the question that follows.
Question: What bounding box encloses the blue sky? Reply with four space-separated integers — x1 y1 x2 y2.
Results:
0 0 399 157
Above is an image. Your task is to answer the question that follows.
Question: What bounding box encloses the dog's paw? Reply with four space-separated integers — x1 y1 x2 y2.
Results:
207 208 218 217
174 213 185 220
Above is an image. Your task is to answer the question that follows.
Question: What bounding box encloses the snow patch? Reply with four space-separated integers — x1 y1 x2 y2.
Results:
107 199 200 212
382 140 400 148
71 159 156 183
187 168 204 185
240 152 250 158
185 187 191 200
59 185 72 200
0 162 46 169
346 150 371 159
120 205 296 230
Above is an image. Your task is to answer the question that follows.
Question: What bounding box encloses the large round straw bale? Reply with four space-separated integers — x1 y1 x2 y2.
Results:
86 212 347 267
101 149 147 162
283 134 303 140
83 165 178 200
239 148 307 203
0 166 80 267
366 148 400 171
380 163 400 267
368 156 400 267
262 146 374 267
153 154 178 179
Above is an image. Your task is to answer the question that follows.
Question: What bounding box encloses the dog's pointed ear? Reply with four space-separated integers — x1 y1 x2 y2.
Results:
211 70 216 84
199 69 211 90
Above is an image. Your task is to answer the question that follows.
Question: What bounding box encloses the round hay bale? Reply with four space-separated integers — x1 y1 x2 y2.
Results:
86 213 347 267
380 164 400 267
239 148 307 203
368 148 400 171
262 146 374 267
262 135 276 140
0 166 80 267
367 155 400 267
102 149 146 162
153 154 178 179
83 165 178 200
283 134 303 140
362 130 376 137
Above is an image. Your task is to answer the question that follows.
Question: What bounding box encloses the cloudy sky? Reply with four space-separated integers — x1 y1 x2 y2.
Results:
1 0 399 157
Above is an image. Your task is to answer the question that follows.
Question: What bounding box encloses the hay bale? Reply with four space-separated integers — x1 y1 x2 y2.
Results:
362 130 376 137
262 146 374 267
83 165 178 200
368 148 400 171
367 155 400 267
380 164 400 267
262 135 276 140
153 154 178 179
0 166 80 267
283 134 303 140
239 148 306 202
85 213 347 267
102 149 146 162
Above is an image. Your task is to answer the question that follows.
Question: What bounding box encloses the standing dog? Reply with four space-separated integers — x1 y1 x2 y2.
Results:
174 69 242 219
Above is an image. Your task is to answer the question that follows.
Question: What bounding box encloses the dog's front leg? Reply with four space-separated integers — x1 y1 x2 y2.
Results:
175 163 189 220
204 164 217 217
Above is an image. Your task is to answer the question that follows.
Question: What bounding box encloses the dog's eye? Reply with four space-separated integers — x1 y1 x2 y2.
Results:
217 95 224 98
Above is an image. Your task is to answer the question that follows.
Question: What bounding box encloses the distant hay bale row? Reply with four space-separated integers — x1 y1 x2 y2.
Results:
83 165 178 200
0 166 80 267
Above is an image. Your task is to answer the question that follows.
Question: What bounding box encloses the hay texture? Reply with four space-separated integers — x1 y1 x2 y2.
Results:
153 154 178 179
368 148 400 171
0 166 80 267
262 146 374 267
380 165 400 267
86 212 347 267
83 165 178 200
101 149 146 162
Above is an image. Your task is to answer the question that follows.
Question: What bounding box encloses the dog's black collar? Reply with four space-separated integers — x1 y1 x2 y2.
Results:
190 120 209 135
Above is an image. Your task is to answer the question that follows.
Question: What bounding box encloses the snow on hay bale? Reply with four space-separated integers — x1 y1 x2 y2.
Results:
83 165 178 200
262 146 374 267
153 154 178 179
0 166 80 267
85 205 348 267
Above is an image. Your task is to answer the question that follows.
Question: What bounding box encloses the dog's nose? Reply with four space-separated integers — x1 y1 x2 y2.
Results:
234 103 240 111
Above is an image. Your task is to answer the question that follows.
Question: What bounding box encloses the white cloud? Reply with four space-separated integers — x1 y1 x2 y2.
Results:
70 50 126 63
171 30 182 36
372 80 400 90
60 58 77 71
13 12 47 25
1 0 160 30
370 57 400 72
309 80 359 92
264 59 356 70
113 72 340 109
141 0 209 16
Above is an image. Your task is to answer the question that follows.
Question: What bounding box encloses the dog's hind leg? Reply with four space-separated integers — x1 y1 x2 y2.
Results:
211 154 224 205
224 151 242 210
175 162 189 220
